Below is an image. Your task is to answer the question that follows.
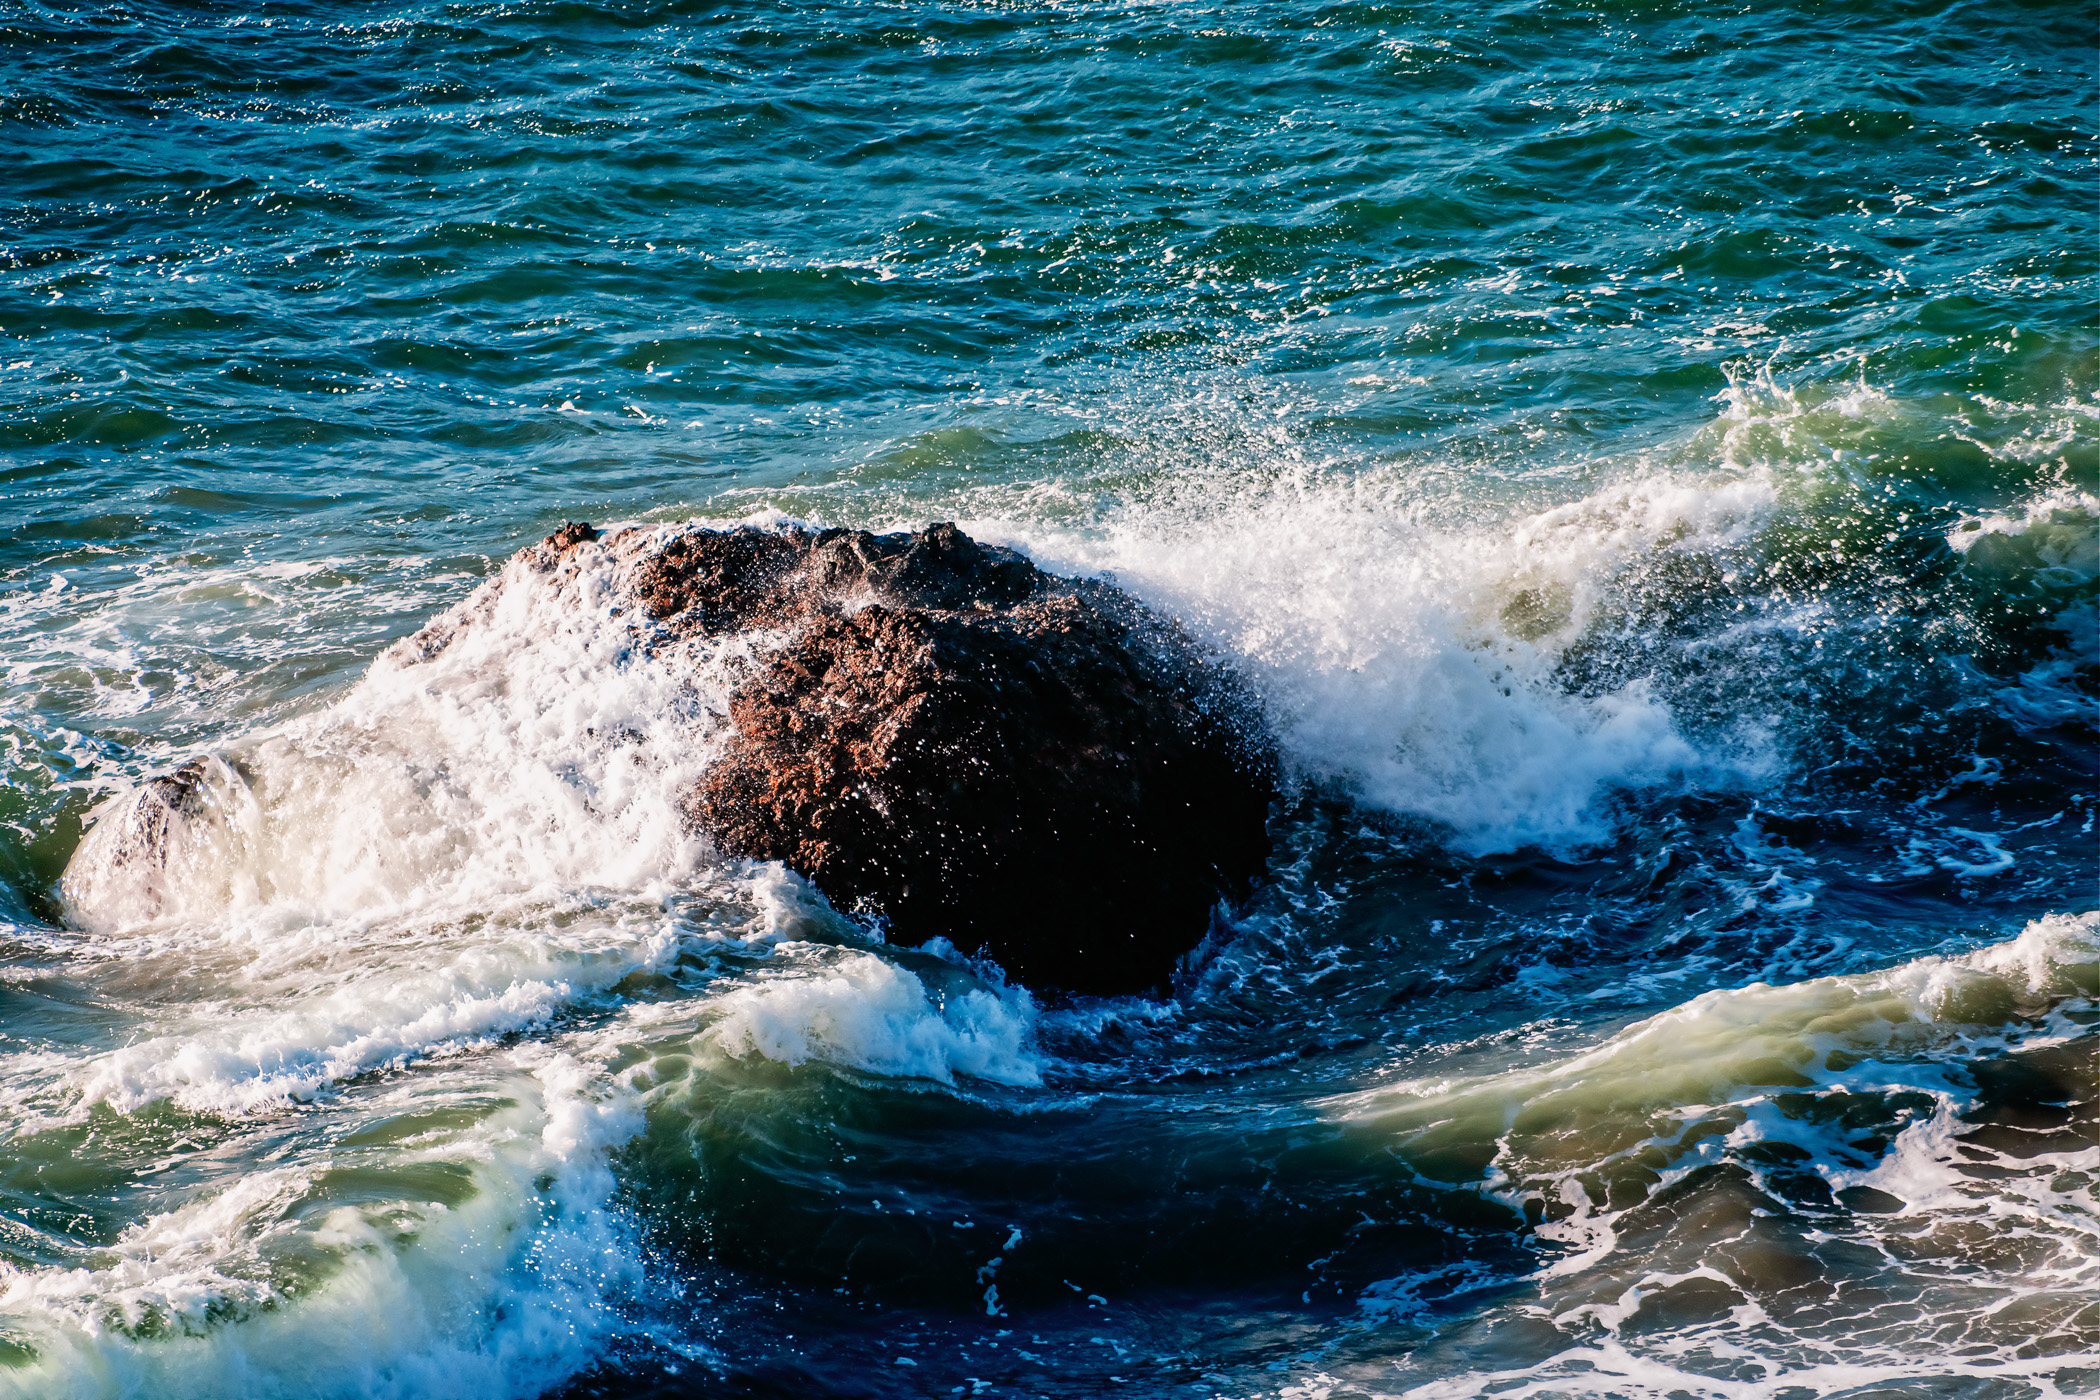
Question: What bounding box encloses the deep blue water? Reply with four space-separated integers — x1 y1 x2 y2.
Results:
0 2 2094 1397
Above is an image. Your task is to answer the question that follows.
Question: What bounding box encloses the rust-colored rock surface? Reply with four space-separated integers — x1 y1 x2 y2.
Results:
649 522 1276 996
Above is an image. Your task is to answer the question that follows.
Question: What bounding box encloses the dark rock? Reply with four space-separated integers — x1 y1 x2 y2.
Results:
647 522 1276 996
71 757 215 922
126 758 212 867
632 521 1040 635
547 520 600 553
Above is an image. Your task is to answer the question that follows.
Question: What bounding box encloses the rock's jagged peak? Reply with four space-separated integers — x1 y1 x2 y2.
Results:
628 520 1045 634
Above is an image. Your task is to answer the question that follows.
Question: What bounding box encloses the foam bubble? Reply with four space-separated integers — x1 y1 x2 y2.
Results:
1890 908 2099 1020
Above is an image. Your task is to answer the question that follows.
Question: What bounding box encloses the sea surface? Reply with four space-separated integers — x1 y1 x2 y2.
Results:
0 1 2095 1396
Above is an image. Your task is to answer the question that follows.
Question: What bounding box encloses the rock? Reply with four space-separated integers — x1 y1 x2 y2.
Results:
635 521 1276 996
74 522 1276 993
61 757 217 927
117 759 212 876
547 520 600 554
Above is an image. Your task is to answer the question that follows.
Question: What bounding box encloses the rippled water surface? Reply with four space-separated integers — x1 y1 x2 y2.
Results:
1 1 2094 1396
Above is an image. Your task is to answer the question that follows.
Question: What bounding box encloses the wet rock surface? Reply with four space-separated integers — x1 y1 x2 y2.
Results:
639 522 1276 996
63 757 218 926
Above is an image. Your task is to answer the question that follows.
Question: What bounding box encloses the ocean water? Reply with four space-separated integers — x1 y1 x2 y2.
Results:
0 0 2094 1396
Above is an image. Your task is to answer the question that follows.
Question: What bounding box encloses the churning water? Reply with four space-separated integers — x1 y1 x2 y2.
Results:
0 1 2093 1396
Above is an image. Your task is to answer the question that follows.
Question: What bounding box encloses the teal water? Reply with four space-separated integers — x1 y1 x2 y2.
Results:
1 1 2095 1396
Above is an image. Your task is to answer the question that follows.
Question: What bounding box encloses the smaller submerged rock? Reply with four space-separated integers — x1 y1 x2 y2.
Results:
642 522 1277 996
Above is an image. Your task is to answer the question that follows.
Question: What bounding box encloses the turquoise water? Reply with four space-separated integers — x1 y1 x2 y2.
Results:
1 0 2095 1396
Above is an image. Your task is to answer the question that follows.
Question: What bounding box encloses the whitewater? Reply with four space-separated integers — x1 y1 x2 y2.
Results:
0 0 2092 1397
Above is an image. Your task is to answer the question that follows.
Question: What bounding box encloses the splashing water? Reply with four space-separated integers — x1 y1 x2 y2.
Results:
0 0 2092 1396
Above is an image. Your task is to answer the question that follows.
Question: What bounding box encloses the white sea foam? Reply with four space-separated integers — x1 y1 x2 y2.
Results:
0 550 462 734
1943 484 2100 564
1886 908 2099 1017
31 528 752 1128
1335 911 2100 1398
1337 911 2097 1131
5 532 768 1396
54 900 686 1120
0 1050 644 1400
61 525 741 933
973 464 1778 853
1943 488 2100 730
703 950 1042 1087
18 432 2092 1400
1385 1345 2100 1400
